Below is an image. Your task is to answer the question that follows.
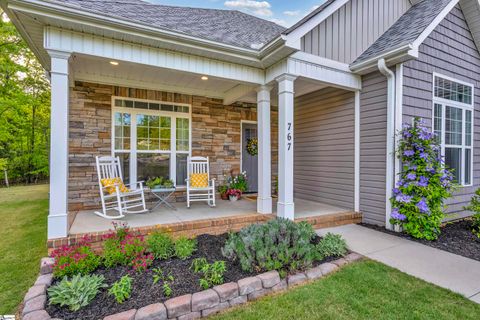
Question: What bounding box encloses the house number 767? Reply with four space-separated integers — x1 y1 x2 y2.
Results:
287 122 292 151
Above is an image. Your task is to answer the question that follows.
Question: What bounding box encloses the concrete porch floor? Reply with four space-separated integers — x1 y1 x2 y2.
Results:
69 197 351 235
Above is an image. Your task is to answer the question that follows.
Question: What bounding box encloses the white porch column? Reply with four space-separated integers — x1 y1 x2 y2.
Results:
47 50 71 239
256 85 273 214
276 74 297 220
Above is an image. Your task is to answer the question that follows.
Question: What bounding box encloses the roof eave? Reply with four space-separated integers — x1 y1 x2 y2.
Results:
350 44 419 75
8 0 290 68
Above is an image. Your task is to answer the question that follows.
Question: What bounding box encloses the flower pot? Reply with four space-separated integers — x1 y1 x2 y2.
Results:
393 224 403 233
220 193 229 200
229 195 239 202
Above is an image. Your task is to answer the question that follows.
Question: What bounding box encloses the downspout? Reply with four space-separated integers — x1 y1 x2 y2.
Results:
378 58 395 230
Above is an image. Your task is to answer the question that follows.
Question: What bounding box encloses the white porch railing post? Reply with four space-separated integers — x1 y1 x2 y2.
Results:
47 50 71 239
256 85 273 214
276 74 297 220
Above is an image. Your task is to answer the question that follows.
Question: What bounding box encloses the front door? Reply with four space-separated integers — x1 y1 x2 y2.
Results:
241 122 258 193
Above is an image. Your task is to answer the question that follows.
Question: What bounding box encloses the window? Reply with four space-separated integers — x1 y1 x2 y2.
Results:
112 97 191 187
433 74 474 186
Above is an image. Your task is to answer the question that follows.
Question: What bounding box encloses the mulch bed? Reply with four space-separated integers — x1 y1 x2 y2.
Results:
46 233 334 320
361 220 480 262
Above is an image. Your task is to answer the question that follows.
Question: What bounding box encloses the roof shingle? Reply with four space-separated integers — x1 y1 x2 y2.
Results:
47 0 286 50
352 0 453 65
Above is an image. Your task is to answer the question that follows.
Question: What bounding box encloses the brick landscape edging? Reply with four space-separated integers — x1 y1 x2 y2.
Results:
23 253 364 320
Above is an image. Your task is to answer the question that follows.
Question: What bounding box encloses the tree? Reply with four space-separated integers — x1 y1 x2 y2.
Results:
0 10 50 185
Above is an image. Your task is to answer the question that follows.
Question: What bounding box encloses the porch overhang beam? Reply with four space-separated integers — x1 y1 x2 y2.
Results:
266 53 361 91
43 27 266 85
223 85 255 105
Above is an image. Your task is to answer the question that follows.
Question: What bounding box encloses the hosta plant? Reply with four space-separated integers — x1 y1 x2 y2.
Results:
391 118 454 240
109 275 132 304
48 274 107 311
222 218 318 277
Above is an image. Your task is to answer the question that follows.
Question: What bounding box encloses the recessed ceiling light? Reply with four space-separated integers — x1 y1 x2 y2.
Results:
201 76 208 81
110 61 119 66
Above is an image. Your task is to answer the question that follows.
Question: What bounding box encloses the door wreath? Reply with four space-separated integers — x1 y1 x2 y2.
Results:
246 138 258 156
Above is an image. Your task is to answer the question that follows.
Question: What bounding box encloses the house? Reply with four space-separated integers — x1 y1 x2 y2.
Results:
3 0 480 246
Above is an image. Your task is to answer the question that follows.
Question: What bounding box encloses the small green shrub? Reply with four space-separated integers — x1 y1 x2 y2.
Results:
316 233 348 259
464 189 480 238
174 237 197 260
147 232 174 259
152 268 174 297
222 218 318 276
109 275 132 304
48 274 107 311
191 258 226 290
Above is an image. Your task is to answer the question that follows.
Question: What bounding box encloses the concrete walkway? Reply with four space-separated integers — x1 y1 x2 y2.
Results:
317 224 480 303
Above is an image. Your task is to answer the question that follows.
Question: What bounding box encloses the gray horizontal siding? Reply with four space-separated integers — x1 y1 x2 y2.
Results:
294 87 355 209
360 71 388 226
301 0 410 63
402 5 480 218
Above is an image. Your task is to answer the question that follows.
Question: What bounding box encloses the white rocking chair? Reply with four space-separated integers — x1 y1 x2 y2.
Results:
95 156 148 219
185 156 216 208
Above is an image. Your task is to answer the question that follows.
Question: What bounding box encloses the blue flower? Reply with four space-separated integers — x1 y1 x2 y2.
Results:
406 172 416 180
396 193 413 203
391 208 407 221
404 150 415 157
418 176 429 187
416 199 429 214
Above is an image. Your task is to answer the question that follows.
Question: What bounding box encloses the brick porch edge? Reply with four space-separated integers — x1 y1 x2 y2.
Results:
47 211 362 252
22 253 364 320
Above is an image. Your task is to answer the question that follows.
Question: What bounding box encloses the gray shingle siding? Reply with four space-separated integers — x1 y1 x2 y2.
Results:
294 88 355 209
402 5 480 219
360 71 388 225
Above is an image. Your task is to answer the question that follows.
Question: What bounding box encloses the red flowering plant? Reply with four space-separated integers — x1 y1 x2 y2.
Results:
102 222 153 272
226 189 242 198
51 235 101 278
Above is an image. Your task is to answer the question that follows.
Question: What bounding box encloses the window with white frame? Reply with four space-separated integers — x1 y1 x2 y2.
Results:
432 74 474 186
112 97 191 187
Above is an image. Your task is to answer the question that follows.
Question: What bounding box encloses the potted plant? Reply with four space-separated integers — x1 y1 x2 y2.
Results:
218 185 229 200
226 189 242 202
227 171 248 196
146 177 175 189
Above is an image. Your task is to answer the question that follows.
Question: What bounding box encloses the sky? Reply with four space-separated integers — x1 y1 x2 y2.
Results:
148 0 327 27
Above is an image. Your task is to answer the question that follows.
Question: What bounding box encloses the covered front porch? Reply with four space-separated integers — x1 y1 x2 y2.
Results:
43 27 363 241
69 197 356 235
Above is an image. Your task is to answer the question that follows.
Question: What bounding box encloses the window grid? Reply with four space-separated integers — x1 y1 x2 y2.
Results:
115 98 189 114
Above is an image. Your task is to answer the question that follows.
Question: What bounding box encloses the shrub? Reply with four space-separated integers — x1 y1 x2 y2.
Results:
174 237 197 260
132 253 154 273
102 232 147 268
464 189 480 238
391 118 454 240
48 274 106 311
51 236 101 278
191 258 226 290
152 268 174 297
316 233 348 259
147 232 174 259
222 218 318 276
109 275 132 304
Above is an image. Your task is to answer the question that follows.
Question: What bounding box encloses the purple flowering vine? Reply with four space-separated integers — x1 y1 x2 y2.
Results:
390 118 455 241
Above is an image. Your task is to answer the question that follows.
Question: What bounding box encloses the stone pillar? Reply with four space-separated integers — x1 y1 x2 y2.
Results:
276 74 297 220
256 85 273 214
47 50 71 239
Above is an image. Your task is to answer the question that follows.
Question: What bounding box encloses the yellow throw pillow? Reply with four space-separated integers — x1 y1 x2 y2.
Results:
190 173 208 188
101 178 130 194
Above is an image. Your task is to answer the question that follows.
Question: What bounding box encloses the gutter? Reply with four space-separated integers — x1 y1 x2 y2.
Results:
377 58 396 230
351 44 418 75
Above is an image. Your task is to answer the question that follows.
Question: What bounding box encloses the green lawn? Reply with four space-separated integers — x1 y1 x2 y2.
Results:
214 260 480 320
0 185 48 315
1 185 479 318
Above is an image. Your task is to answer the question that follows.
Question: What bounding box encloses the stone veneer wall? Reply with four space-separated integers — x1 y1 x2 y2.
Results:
68 81 278 226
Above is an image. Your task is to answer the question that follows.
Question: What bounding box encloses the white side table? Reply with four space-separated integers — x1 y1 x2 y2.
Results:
150 187 176 211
